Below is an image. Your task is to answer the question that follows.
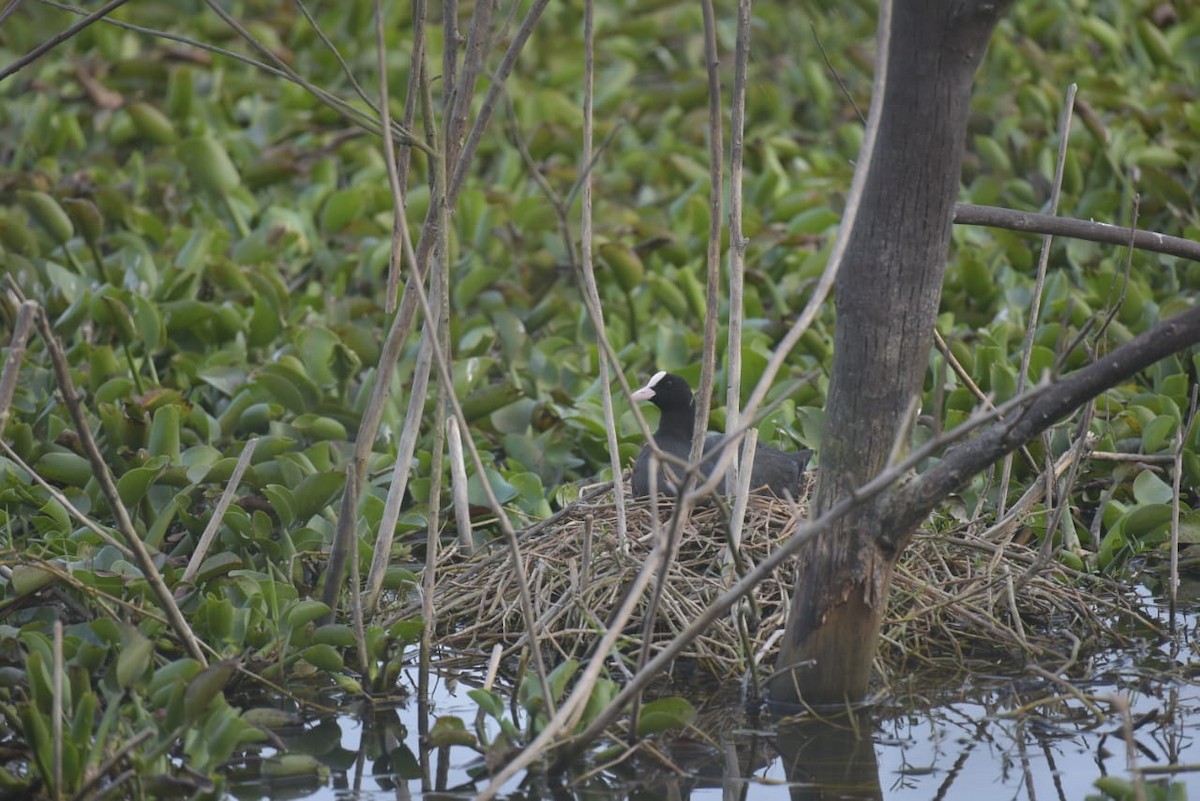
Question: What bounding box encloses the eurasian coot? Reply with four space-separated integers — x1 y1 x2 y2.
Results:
629 371 812 499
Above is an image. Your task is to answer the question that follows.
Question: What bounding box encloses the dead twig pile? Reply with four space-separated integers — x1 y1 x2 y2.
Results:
405 481 1154 683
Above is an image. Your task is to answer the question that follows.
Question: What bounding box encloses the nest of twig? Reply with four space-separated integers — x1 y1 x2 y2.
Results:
408 478 1151 684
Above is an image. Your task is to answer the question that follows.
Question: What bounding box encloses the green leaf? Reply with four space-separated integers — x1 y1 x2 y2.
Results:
178 136 241 195
1121 502 1173 540
467 466 520 507
319 188 362 234
35 451 92 486
290 471 346 523
260 753 327 779
312 624 356 648
428 716 477 749
1141 414 1178 454
578 678 619 730
183 660 236 723
116 458 168 508
467 688 507 720
636 697 695 736
282 599 332 632
11 565 57 596
1132 470 1174 506
297 644 343 672
519 659 578 713
115 627 154 689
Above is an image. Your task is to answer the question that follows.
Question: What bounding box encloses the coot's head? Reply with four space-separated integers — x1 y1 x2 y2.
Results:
631 371 694 412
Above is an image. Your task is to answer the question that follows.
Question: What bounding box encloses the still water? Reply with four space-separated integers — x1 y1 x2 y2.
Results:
231 592 1200 801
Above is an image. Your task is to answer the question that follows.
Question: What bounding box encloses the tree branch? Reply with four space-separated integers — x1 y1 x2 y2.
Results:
954 203 1200 263
884 304 1200 545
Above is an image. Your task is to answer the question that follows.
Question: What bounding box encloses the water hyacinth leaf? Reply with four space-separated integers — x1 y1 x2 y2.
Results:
178 136 241 196
147 404 182 461
17 190 74 244
468 688 506 720
0 216 40 256
183 660 236 723
519 659 578 714
10 564 57 596
194 552 243 584
384 566 419 591
1141 414 1178 454
598 241 644 294
256 363 320 412
1132 470 1174 506
649 273 689 317
319 188 362 234
35 451 91 486
116 627 154 689
126 101 178 145
69 690 98 754
242 707 302 730
19 701 53 785
289 471 346 523
282 599 332 632
454 260 505 309
61 197 103 244
247 293 282 348
578 678 619 730
428 716 476 749
461 384 522 421
291 414 348 445
297 644 343 672
636 697 696 736
467 467 519 508
95 292 137 344
786 206 839 234
387 618 424 644
261 485 295 527
1122 503 1174 543
129 293 166 353
116 458 167 507
39 497 70 532
261 754 327 779
312 624 356 648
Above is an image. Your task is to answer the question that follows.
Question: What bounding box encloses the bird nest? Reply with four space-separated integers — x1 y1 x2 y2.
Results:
409 480 1153 685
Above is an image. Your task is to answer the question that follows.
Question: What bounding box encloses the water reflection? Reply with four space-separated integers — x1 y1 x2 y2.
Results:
230 621 1200 800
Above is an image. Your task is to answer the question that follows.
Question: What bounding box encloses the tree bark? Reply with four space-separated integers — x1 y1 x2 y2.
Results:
769 0 1013 705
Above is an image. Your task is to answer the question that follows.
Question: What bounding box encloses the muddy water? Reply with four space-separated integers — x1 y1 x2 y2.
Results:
230 593 1200 800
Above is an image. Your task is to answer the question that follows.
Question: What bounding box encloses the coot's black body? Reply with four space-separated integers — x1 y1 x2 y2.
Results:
629 371 812 499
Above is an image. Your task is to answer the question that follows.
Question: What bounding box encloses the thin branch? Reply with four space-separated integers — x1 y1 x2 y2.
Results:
953 203 1200 263
998 83 1076 517
293 0 376 111
0 297 37 441
361 0 440 616
180 437 258 584
726 0 752 524
573 0 628 547
445 0 493 170
0 0 131 82
449 0 553 202
694 0 723 466
1169 385 1199 624
31 304 206 664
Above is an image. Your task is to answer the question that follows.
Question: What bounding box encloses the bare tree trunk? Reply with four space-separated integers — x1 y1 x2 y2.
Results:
769 0 1012 705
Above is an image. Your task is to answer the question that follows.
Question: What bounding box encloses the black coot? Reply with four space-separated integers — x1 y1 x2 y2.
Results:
629 371 812 499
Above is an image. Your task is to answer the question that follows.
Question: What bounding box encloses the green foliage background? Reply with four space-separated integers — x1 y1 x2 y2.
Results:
1 0 1198 794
